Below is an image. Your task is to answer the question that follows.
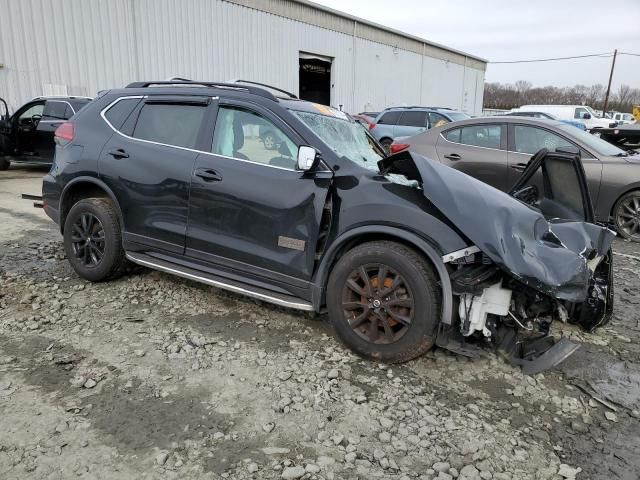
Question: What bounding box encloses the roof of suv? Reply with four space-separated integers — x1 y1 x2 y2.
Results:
114 80 354 120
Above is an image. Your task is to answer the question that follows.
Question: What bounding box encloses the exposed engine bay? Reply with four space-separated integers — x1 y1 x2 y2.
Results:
440 247 613 374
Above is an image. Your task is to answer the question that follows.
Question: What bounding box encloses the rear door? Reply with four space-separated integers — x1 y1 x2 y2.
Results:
393 110 428 139
435 123 508 190
185 99 332 282
99 95 211 254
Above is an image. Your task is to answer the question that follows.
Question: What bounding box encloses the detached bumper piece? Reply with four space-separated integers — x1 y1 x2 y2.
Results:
494 326 579 376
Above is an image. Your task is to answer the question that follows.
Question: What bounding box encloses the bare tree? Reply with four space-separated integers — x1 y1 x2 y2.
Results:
484 81 640 112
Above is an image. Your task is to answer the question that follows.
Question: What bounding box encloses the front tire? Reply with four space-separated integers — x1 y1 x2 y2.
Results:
326 241 441 363
613 190 640 241
63 198 126 281
0 157 9 170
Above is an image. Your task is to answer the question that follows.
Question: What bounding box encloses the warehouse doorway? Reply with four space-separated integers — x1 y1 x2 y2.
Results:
299 52 332 106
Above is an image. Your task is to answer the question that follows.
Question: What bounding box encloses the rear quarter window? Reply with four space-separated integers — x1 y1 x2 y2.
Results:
443 128 461 143
104 98 142 130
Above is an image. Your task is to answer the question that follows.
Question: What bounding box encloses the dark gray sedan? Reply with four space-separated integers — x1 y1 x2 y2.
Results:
393 116 640 240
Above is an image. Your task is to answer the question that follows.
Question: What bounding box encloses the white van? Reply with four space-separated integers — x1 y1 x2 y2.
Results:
517 105 616 129
610 112 636 125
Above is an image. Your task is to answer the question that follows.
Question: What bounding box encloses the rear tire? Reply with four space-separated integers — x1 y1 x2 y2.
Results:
0 157 9 170
613 190 640 241
326 241 441 363
63 198 126 281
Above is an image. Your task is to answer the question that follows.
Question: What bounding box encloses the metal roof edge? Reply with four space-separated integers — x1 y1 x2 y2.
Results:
295 0 488 64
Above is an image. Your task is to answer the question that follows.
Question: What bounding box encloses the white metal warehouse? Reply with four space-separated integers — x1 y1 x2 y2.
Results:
0 0 487 114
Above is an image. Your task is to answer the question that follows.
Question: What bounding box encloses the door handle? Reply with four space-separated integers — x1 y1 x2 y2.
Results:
195 168 222 182
107 148 129 159
510 163 528 171
444 153 461 161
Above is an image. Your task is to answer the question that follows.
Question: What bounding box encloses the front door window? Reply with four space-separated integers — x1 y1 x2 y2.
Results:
212 106 297 169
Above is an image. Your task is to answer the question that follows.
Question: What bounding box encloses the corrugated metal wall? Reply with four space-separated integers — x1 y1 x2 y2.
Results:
0 0 485 114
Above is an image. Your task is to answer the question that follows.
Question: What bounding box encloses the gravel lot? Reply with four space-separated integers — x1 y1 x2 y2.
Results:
1 165 639 480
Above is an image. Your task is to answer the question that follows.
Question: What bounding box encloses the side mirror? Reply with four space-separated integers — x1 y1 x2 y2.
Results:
297 145 318 171
582 113 591 119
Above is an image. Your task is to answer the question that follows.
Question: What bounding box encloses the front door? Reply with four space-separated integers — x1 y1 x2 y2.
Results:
186 101 332 281
99 95 211 254
12 101 45 160
436 123 508 190
506 124 603 206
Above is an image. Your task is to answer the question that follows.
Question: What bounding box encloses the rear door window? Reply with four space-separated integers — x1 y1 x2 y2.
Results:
132 103 206 149
457 125 502 149
397 111 427 127
377 111 401 125
512 125 574 155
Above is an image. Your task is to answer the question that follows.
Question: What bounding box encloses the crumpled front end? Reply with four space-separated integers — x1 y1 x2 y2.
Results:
379 151 616 373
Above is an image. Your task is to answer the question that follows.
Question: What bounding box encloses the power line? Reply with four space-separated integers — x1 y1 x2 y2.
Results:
619 52 640 57
490 52 612 64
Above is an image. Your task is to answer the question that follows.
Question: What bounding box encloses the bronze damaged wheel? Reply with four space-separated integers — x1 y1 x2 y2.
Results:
327 241 441 363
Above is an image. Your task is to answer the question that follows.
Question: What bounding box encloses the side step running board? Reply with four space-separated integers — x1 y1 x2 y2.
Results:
126 252 314 311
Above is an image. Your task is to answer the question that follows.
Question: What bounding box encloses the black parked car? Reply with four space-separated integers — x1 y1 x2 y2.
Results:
0 95 91 169
41 80 614 372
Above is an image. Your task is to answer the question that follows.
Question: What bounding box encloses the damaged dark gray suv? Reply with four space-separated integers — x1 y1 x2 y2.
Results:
41 80 615 373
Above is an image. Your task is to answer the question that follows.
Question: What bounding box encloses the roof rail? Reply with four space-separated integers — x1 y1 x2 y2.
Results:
234 80 298 99
125 81 278 101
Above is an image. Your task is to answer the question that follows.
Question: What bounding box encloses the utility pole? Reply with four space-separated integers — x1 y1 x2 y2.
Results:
602 49 617 115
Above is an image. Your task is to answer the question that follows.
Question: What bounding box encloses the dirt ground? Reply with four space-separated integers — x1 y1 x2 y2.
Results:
1 165 639 480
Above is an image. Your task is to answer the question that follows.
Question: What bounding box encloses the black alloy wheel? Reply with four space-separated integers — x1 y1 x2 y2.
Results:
70 213 105 266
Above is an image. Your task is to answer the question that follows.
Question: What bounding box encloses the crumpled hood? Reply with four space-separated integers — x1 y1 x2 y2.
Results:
379 152 615 302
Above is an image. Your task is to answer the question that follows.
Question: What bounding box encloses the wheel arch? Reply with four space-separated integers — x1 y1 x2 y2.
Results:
313 226 453 325
59 177 123 233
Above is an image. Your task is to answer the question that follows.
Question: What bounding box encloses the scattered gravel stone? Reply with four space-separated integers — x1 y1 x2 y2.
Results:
281 466 305 479
558 464 582 479
156 452 169 466
327 368 339 379
83 378 97 389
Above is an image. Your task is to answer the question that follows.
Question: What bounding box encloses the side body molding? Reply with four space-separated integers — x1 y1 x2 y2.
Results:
313 225 454 325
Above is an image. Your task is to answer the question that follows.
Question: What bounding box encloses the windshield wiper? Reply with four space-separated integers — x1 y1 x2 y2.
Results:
613 152 629 157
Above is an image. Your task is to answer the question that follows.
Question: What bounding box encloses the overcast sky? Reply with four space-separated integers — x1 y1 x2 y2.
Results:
312 0 640 90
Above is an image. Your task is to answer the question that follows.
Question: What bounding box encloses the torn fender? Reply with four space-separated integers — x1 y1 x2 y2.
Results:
379 152 615 302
